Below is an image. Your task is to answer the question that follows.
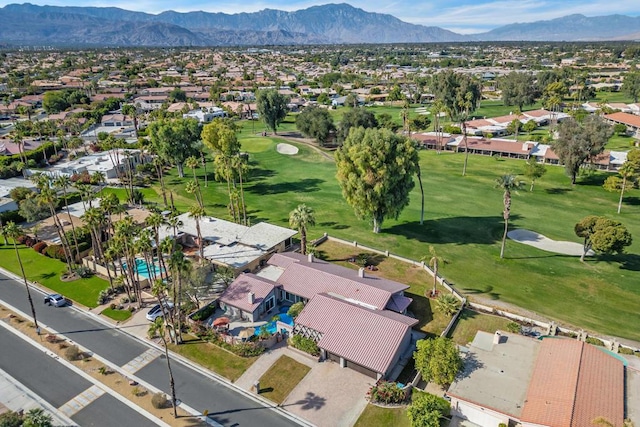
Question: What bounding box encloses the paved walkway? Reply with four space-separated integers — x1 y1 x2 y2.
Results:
0 367 77 426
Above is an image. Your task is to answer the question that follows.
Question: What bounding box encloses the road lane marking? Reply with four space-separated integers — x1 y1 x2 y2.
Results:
58 385 105 417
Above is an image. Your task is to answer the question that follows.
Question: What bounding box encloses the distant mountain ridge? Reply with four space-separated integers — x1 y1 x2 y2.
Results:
0 3 639 47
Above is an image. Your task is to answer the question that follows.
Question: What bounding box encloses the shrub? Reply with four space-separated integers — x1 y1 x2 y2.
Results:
98 366 109 375
23 236 36 247
435 294 460 317
64 345 81 361
443 124 461 134
234 342 265 357
0 410 23 427
506 322 521 334
0 210 25 224
618 347 635 355
290 334 320 356
367 381 407 404
45 334 59 343
151 392 168 409
74 266 93 278
586 336 605 347
97 290 110 305
16 234 28 244
407 391 450 427
287 302 305 318
33 241 48 254
190 303 216 322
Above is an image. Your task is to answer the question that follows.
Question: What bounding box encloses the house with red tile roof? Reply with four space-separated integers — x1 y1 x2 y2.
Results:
605 112 640 138
218 251 419 379
446 331 625 427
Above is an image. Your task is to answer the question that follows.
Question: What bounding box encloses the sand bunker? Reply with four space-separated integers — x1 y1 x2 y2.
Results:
276 143 299 155
507 229 594 257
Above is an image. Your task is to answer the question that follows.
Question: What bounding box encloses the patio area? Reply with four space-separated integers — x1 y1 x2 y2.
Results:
205 303 295 341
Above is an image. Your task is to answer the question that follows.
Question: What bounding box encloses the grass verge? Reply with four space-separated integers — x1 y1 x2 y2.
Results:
354 404 410 427
258 355 311 404
101 307 133 322
447 309 514 345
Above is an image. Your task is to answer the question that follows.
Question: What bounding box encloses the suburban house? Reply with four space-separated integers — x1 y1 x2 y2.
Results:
218 252 419 379
605 112 640 138
32 149 145 179
101 114 133 127
182 106 227 123
447 331 625 427
157 213 297 274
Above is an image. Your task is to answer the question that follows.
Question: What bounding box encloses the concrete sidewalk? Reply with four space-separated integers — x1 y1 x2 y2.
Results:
0 366 77 426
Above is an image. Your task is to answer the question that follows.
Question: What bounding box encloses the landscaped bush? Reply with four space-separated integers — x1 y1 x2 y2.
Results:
506 321 521 334
23 236 36 247
367 381 407 404
74 266 93 278
0 210 25 224
290 334 320 356
16 234 28 244
97 290 110 305
151 392 168 409
443 124 461 134
234 342 266 357
618 347 635 355
287 301 305 318
190 303 216 322
64 345 81 361
586 336 605 347
32 241 48 254
44 244 61 258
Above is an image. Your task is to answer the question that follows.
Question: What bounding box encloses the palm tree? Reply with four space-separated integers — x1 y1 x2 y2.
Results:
289 204 316 255
37 186 74 273
495 174 523 259
185 156 203 208
435 293 460 317
431 100 445 153
3 222 39 333
149 280 178 418
146 211 168 280
54 175 81 262
188 205 206 262
167 251 190 344
421 246 444 298
121 104 138 138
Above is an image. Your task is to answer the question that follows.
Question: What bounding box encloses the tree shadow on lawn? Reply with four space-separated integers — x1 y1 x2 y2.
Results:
545 187 573 195
598 253 640 272
248 165 276 181
408 293 435 333
384 215 518 245
247 178 324 195
245 209 269 224
577 173 607 187
623 196 640 206
318 221 349 230
461 284 501 300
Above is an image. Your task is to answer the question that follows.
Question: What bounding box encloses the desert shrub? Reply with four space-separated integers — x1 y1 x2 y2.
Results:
64 345 81 361
151 392 168 409
506 322 521 334
98 366 109 375
586 337 605 347
234 342 265 357
0 410 23 427
16 234 28 244
45 334 58 343
618 347 635 355
367 381 407 404
74 266 93 278
33 241 48 253
290 335 319 356
97 290 110 305
23 236 36 247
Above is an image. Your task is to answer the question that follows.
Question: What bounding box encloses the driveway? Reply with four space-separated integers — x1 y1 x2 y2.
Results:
281 360 375 427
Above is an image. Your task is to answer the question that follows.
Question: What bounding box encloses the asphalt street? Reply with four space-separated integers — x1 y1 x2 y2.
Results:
0 271 301 427
0 326 158 427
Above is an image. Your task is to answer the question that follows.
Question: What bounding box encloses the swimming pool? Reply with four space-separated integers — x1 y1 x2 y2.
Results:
124 258 164 280
256 313 294 336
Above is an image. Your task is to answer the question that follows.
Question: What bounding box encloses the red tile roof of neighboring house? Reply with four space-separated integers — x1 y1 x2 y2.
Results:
520 339 624 427
269 253 408 310
295 293 417 374
219 273 278 313
605 111 640 128
522 109 551 118
465 118 494 128
490 114 525 125
465 137 533 154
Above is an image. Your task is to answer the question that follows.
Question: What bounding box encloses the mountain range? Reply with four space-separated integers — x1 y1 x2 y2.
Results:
0 3 639 47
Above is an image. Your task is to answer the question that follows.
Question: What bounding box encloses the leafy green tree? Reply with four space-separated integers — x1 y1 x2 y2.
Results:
148 118 202 178
432 71 481 176
289 204 316 255
376 113 400 132
287 301 305 318
336 127 418 233
406 392 450 427
614 123 628 136
506 118 522 139
169 87 187 102
295 107 335 146
18 196 49 222
344 93 359 108
495 174 523 259
316 92 330 105
387 85 404 102
414 337 462 387
409 115 432 132
575 216 633 262
336 107 378 143
42 90 70 113
500 72 537 109
623 70 640 103
554 115 613 185
256 89 289 134
523 157 547 191
523 119 537 135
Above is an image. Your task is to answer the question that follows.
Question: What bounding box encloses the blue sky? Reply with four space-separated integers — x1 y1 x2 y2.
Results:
2 1 640 33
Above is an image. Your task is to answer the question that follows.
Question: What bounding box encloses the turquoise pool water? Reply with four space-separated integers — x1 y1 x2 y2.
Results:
256 313 294 336
124 258 164 279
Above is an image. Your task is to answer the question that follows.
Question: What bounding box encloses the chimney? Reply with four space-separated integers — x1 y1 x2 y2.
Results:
248 292 255 304
308 253 314 263
358 268 365 278
493 331 502 345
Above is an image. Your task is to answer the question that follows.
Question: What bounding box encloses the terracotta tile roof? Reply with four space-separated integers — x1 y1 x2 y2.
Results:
295 293 416 374
606 111 640 128
520 339 624 427
268 253 408 310
465 137 533 154
219 273 278 313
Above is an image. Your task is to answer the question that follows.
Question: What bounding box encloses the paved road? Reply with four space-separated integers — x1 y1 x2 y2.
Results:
0 326 158 427
0 271 301 427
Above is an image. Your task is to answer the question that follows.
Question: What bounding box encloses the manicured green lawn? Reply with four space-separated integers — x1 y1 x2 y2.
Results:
447 309 513 346
258 355 311 404
101 307 132 322
354 404 410 427
168 334 256 381
0 242 108 308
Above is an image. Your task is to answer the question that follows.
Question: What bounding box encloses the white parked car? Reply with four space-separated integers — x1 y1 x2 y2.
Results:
146 302 174 321
44 294 67 307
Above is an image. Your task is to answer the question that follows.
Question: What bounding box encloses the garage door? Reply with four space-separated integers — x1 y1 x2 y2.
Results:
456 401 505 426
345 360 378 379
